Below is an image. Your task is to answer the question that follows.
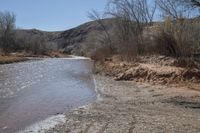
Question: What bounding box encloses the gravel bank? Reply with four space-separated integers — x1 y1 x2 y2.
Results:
47 75 200 133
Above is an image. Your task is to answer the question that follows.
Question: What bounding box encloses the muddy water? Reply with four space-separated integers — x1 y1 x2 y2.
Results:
0 58 96 133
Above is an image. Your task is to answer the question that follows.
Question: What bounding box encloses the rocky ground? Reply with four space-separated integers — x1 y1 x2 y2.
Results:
47 75 200 133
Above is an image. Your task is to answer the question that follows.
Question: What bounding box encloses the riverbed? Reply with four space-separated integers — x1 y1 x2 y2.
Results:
47 75 200 133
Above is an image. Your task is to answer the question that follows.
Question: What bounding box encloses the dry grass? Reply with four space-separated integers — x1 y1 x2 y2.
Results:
45 52 70 58
0 56 28 64
95 55 200 90
9 51 70 58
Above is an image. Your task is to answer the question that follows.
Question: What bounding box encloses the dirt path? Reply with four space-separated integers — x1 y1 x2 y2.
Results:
47 75 200 133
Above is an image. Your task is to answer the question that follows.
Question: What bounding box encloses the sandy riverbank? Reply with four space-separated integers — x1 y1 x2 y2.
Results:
46 75 200 133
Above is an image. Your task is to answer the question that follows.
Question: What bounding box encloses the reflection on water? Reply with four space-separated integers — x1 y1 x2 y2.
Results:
0 58 96 133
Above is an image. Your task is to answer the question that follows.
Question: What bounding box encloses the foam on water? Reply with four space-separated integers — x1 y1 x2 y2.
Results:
19 115 66 133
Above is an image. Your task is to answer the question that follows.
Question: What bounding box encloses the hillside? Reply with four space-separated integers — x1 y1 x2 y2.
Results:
16 18 115 55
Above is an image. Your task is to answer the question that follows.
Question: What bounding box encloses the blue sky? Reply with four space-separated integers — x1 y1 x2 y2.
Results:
0 0 107 31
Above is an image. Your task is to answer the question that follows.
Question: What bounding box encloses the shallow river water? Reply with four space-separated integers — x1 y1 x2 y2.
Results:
0 58 96 133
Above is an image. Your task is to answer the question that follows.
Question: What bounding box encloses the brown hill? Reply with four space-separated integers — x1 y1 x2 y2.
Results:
16 18 115 55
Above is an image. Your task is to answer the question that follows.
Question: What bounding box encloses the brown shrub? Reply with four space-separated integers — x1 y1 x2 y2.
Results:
154 17 200 58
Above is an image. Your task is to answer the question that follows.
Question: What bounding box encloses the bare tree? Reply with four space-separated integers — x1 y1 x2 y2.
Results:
156 0 200 19
108 0 156 30
0 11 16 54
107 0 156 59
25 34 49 55
88 10 114 54
180 0 200 17
182 0 200 8
158 18 200 57
156 0 189 19
154 0 200 58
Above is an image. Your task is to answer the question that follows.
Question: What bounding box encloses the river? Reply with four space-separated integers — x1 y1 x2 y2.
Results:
0 58 96 133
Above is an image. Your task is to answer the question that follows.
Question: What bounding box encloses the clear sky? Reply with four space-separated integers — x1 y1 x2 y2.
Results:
0 0 108 31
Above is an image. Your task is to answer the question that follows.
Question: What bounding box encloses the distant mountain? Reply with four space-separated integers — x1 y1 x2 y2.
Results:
16 18 115 55
16 29 61 40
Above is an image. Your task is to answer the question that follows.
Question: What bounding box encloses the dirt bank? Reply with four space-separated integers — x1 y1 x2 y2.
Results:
46 75 200 133
95 55 200 91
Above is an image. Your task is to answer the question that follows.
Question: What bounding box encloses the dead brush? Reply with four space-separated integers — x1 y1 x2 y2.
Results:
173 58 200 69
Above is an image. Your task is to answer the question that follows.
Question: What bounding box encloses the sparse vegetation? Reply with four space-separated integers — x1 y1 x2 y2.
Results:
154 0 200 59
154 17 200 57
0 11 17 54
86 0 200 62
0 11 52 57
0 0 200 65
107 0 156 60
1 1 200 132
88 0 200 87
20 34 50 55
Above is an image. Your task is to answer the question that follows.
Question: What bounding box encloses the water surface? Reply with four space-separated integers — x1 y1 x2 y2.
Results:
0 58 96 133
